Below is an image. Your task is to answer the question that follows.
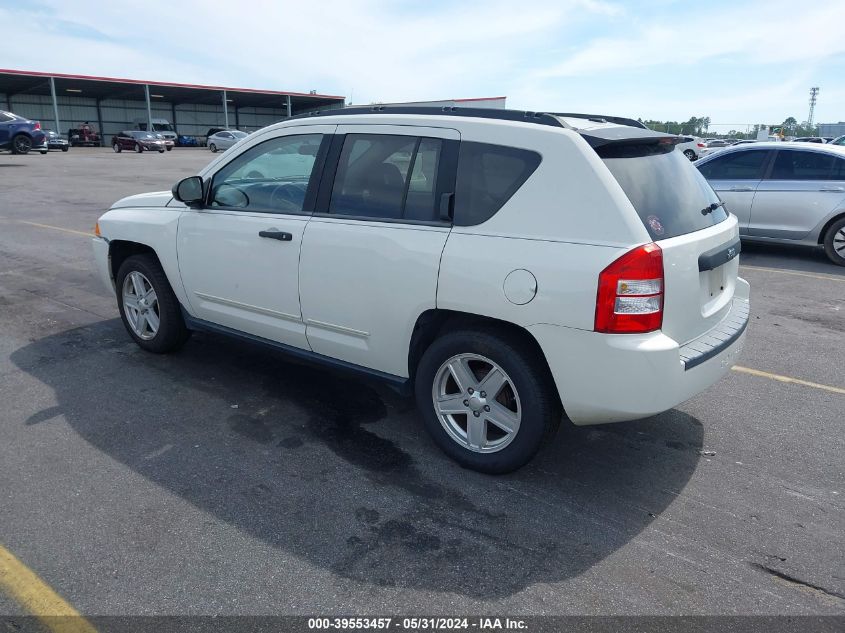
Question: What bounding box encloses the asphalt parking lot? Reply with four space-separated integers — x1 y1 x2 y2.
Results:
0 148 843 617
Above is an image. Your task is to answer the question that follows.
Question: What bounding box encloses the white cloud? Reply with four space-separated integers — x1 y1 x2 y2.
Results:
535 1 845 77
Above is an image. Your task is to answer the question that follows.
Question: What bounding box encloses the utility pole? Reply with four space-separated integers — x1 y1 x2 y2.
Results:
808 87 819 129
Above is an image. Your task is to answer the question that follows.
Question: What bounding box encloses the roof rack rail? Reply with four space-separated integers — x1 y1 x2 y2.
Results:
292 105 566 128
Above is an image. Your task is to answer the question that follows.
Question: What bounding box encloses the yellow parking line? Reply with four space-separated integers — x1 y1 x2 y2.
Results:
0 544 97 633
732 365 845 395
739 265 844 283
16 221 93 238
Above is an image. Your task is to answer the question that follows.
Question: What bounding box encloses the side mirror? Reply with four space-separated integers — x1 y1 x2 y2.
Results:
172 176 204 206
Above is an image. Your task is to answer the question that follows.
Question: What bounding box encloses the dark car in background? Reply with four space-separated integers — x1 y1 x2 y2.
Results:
0 111 47 154
111 131 166 153
44 130 69 152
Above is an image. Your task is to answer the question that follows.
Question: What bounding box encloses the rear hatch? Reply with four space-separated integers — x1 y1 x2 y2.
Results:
587 128 739 345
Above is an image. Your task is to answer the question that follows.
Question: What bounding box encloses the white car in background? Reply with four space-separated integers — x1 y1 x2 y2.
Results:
697 139 731 158
207 130 249 152
675 136 707 161
92 108 749 473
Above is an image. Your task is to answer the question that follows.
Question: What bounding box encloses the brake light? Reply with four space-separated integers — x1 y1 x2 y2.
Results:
696 142 706 148
33 121 41 130
595 243 664 334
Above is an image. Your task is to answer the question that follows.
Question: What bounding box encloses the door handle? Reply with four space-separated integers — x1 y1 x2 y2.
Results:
259 229 293 241
728 186 754 192
819 187 844 192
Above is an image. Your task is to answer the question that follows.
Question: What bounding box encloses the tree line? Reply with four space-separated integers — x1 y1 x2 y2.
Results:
637 116 819 139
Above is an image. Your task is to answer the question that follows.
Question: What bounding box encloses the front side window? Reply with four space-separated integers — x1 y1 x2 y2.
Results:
696 149 769 180
329 134 443 222
210 134 323 213
769 150 837 180
454 142 541 226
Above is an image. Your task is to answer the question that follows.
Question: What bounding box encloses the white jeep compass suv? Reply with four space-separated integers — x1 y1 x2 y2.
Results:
92 107 750 473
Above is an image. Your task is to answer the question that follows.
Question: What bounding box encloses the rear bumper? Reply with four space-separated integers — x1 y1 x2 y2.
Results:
529 277 750 425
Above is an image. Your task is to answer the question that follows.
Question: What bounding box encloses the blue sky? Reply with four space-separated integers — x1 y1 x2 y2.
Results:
1 0 843 133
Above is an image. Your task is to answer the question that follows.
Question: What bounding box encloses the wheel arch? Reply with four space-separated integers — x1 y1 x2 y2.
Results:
407 309 563 410
816 211 845 244
108 240 161 286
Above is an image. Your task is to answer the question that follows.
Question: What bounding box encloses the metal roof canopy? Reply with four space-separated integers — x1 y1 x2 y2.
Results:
0 69 344 110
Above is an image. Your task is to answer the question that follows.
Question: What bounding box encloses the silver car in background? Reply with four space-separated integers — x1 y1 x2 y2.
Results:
696 142 845 265
207 130 248 153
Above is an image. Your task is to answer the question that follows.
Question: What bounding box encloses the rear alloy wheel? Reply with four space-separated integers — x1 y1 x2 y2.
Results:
166 146 172 151
415 329 560 473
113 143 121 153
11 134 32 155
209 143 217 153
683 149 696 161
135 143 143 153
822 217 845 266
116 254 190 353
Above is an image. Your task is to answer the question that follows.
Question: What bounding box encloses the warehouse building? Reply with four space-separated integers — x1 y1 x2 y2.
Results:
0 68 345 143
818 122 845 138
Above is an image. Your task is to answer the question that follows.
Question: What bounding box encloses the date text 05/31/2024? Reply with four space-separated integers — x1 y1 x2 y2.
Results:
307 618 528 630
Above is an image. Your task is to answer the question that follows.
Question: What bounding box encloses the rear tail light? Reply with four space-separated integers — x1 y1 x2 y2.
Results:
595 243 664 334
696 142 706 148
33 121 41 130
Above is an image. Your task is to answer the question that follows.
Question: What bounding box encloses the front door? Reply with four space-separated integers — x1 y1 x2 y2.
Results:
749 149 845 239
299 125 458 377
177 128 332 349
696 148 771 233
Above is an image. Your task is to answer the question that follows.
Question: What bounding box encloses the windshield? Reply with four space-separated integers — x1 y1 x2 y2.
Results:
152 123 173 132
602 145 728 240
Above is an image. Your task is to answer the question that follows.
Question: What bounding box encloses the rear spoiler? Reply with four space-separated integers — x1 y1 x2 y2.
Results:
551 113 648 129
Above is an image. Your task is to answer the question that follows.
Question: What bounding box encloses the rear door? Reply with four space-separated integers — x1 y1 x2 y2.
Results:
749 148 845 239
695 148 771 233
298 125 458 377
602 146 741 345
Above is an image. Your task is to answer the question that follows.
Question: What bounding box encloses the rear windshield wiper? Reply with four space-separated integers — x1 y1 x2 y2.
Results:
701 201 725 215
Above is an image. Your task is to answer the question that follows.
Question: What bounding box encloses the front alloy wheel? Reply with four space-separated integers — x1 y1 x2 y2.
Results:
122 271 160 340
823 217 845 266
432 353 521 453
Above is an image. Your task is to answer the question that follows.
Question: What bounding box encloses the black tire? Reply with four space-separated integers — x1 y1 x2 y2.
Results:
11 134 32 155
113 143 121 153
61 147 69 152
158 149 165 153
115 254 190 353
166 146 172 151
209 143 217 153
683 149 696 161
822 216 845 266
135 143 143 153
415 328 561 474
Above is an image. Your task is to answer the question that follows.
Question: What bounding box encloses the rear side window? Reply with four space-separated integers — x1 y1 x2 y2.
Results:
329 134 443 222
697 150 769 180
769 150 837 180
602 146 728 241
454 142 541 226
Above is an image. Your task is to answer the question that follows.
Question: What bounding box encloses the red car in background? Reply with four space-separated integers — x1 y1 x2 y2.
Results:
111 131 166 153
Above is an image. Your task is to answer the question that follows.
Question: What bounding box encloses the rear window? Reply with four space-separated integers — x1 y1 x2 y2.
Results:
602 145 728 240
454 142 541 226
